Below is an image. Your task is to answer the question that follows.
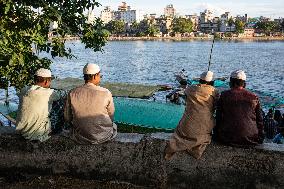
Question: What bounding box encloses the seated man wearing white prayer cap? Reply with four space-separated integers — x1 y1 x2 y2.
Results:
215 70 264 146
64 63 117 144
16 68 61 142
164 71 219 160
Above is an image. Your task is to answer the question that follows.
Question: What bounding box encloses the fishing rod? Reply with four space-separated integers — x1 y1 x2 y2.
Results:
207 34 215 71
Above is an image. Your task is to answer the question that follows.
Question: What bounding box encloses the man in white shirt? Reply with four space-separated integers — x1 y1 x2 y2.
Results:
64 63 117 144
16 68 61 142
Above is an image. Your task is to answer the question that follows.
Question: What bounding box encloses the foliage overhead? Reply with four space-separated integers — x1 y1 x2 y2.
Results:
0 0 109 90
171 18 193 34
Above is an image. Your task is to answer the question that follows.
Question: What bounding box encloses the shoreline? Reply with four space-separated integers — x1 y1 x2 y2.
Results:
108 36 284 42
53 36 284 42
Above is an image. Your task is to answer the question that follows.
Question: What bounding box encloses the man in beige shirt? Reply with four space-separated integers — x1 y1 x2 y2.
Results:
16 68 61 142
64 63 117 144
164 71 219 159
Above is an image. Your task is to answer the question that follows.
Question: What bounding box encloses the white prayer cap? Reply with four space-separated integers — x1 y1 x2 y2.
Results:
35 68 52 78
230 70 246 81
200 71 214 82
83 63 100 75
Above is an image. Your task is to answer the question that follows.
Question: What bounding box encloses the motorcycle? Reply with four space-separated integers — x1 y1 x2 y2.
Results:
166 69 188 105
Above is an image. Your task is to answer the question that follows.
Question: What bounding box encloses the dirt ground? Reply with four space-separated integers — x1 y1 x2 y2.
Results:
0 176 148 189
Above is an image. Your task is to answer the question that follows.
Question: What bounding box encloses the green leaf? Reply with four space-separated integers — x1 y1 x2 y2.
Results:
0 0 107 89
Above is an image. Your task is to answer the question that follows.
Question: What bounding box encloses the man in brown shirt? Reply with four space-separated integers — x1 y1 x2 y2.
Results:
215 70 264 146
64 63 117 144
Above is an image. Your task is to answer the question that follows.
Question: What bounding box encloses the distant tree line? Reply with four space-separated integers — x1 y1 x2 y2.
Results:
104 17 284 37
254 20 283 35
104 18 194 37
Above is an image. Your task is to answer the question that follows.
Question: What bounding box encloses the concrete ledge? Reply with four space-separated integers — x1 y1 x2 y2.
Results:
0 132 284 188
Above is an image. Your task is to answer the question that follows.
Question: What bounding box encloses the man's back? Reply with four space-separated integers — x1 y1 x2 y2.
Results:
178 84 218 136
216 88 264 145
65 83 115 144
16 85 58 142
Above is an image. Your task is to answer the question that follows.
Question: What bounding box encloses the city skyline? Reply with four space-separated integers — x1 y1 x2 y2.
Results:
95 0 284 18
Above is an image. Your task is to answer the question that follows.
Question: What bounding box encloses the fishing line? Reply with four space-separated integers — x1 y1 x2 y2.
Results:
207 35 215 71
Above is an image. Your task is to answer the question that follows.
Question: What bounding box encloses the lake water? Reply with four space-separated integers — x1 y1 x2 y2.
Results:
1 40 284 109
51 40 283 96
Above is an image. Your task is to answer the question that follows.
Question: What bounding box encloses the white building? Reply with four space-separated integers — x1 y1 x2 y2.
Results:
200 9 213 23
219 12 236 32
120 9 144 23
220 12 231 23
114 2 144 24
87 10 96 24
100 6 114 24
164 4 176 18
199 10 217 33
49 21 58 31
48 21 58 38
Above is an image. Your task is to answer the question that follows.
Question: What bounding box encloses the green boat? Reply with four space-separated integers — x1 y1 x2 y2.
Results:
0 79 283 131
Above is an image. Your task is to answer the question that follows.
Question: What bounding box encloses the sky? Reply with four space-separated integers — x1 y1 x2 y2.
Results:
95 0 284 18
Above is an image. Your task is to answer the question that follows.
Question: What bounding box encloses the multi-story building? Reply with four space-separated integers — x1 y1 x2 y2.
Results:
87 10 96 24
220 12 230 22
164 4 176 18
114 2 144 24
200 9 213 23
200 17 219 33
199 9 217 33
219 12 236 32
120 10 143 23
118 2 128 11
100 6 114 24
156 16 173 34
236 14 248 23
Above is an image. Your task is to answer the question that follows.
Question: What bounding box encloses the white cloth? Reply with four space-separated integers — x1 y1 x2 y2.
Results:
35 68 52 77
83 63 100 75
230 70 246 81
16 85 61 142
200 71 214 82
